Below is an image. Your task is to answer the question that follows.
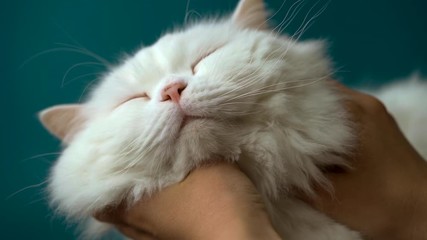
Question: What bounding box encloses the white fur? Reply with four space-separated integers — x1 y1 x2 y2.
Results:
45 2 426 240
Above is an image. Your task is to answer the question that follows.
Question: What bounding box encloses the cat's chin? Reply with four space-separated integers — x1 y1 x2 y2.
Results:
180 116 206 129
179 117 217 136
175 118 241 162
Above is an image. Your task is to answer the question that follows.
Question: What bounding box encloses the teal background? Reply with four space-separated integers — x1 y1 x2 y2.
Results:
2 0 426 239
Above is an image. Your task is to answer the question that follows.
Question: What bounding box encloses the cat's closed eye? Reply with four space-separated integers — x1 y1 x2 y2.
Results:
118 92 150 106
191 48 220 74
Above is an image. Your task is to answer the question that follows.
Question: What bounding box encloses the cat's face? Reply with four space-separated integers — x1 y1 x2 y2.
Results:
40 0 330 175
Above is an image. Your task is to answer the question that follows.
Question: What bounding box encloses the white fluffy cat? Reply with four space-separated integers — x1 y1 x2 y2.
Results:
39 0 427 239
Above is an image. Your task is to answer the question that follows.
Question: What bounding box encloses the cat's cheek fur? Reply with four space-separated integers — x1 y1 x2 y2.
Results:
48 103 183 217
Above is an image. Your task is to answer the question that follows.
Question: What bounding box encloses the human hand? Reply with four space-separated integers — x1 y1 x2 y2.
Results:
307 82 427 240
95 162 281 240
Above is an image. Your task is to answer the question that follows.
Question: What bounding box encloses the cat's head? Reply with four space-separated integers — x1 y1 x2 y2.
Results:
40 0 331 174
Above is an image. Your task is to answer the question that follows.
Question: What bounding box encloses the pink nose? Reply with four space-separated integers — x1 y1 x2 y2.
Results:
161 81 187 103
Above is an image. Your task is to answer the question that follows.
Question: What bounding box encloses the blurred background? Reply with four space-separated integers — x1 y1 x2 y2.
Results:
2 0 426 239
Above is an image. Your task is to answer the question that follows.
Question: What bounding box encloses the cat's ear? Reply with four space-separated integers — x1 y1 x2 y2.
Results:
232 0 269 29
38 104 86 142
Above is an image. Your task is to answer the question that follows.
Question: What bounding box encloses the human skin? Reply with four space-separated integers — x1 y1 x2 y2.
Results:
307 82 427 240
96 83 427 240
95 162 281 240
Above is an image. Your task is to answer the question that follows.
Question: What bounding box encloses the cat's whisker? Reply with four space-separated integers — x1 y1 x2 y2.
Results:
232 45 279 83
215 37 274 90
228 38 305 92
6 180 49 200
78 79 99 102
272 35 302 69
124 142 160 171
55 43 111 68
21 152 61 162
140 115 172 148
61 62 104 87
229 51 258 83
20 45 110 70
259 0 288 31
28 196 49 206
222 82 269 102
282 2 309 35
267 1 330 70
184 10 202 25
267 75 331 92
19 48 84 69
184 0 192 25
115 140 140 159
144 130 171 155
212 106 262 116
273 0 306 34
64 72 102 87
223 78 288 102
120 135 148 157
218 101 265 107
219 64 273 97
219 76 260 97
119 121 171 170
289 0 329 41
225 74 331 102
223 33 333 103
252 42 300 87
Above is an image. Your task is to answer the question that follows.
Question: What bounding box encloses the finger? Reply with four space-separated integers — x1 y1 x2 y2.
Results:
94 203 127 224
326 80 365 120
298 166 358 207
332 83 386 117
328 80 372 101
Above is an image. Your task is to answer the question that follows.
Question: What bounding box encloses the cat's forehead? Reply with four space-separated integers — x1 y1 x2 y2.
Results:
155 22 237 55
113 22 240 83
